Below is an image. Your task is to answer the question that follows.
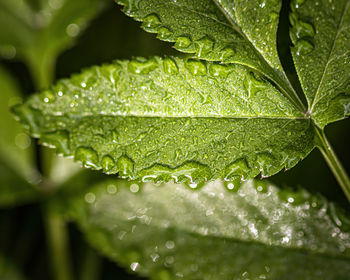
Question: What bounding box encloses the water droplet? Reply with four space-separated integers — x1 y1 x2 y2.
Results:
75 147 99 169
107 184 117 194
196 36 214 57
84 192 96 204
294 39 314 55
40 90 55 103
328 203 350 230
158 26 172 39
291 20 315 42
111 130 119 143
130 262 139 271
174 36 192 50
224 177 241 192
66 23 80 37
255 152 276 177
116 155 134 178
128 58 158 74
11 105 40 136
165 240 175 249
224 158 250 181
219 47 235 61
142 13 161 30
279 188 309 205
41 130 70 156
208 63 231 78
185 59 207 76
15 133 31 150
244 72 266 97
101 155 115 174
0 45 16 59
163 57 179 75
254 180 269 193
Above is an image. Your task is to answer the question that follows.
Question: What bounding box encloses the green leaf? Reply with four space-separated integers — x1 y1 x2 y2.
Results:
290 0 350 128
116 0 305 111
69 179 350 279
0 66 34 179
0 0 107 87
13 57 315 185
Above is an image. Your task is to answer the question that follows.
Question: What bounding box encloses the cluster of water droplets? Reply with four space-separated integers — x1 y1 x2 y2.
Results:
290 0 316 55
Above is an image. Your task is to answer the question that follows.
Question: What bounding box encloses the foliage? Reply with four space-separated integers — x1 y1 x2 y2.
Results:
0 0 349 279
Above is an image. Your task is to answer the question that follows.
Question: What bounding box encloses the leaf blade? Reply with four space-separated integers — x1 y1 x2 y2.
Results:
69 179 350 279
14 57 314 184
290 0 350 128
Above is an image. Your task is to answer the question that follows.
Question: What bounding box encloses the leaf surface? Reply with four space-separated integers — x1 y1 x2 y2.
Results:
13 57 314 184
116 0 304 111
69 179 350 279
290 0 350 128
0 254 26 280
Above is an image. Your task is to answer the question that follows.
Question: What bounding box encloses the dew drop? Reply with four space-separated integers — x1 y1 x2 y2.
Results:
219 47 235 61
41 130 71 156
294 39 314 55
128 58 158 74
15 133 31 150
224 177 241 192
278 189 309 205
75 147 99 169
185 59 207 76
196 36 214 57
101 155 115 174
208 63 231 78
174 36 192 49
130 262 139 272
130 183 140 193
0 45 16 59
116 155 134 178
255 152 276 177
254 180 269 193
224 158 250 181
107 184 117 194
84 192 96 204
40 90 55 103
66 23 80 37
163 57 179 75
142 13 161 30
158 26 172 39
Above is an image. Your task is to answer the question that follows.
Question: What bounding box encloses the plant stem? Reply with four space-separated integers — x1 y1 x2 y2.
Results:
29 53 74 280
43 203 73 280
315 126 350 202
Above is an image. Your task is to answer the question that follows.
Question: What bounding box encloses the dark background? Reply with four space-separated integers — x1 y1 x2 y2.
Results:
0 1 349 279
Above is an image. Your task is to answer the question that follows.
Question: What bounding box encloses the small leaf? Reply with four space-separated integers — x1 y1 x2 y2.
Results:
13 57 315 184
0 66 34 179
290 0 350 128
69 179 350 279
0 0 107 87
116 0 304 111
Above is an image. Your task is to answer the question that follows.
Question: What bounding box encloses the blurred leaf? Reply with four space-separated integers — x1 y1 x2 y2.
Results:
0 0 107 87
0 253 26 280
69 179 350 279
0 66 34 177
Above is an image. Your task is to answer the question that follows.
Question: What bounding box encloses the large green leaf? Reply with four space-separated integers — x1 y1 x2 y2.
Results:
69 179 350 279
13 57 314 185
116 0 305 111
290 0 350 128
0 0 107 87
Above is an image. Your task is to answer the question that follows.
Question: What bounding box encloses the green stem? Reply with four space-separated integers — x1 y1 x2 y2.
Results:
28 53 74 280
43 204 73 280
315 126 350 202
79 247 101 280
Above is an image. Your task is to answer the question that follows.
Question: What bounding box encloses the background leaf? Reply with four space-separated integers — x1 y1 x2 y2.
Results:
0 0 107 87
68 179 350 280
0 253 26 280
290 0 350 128
13 57 314 184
